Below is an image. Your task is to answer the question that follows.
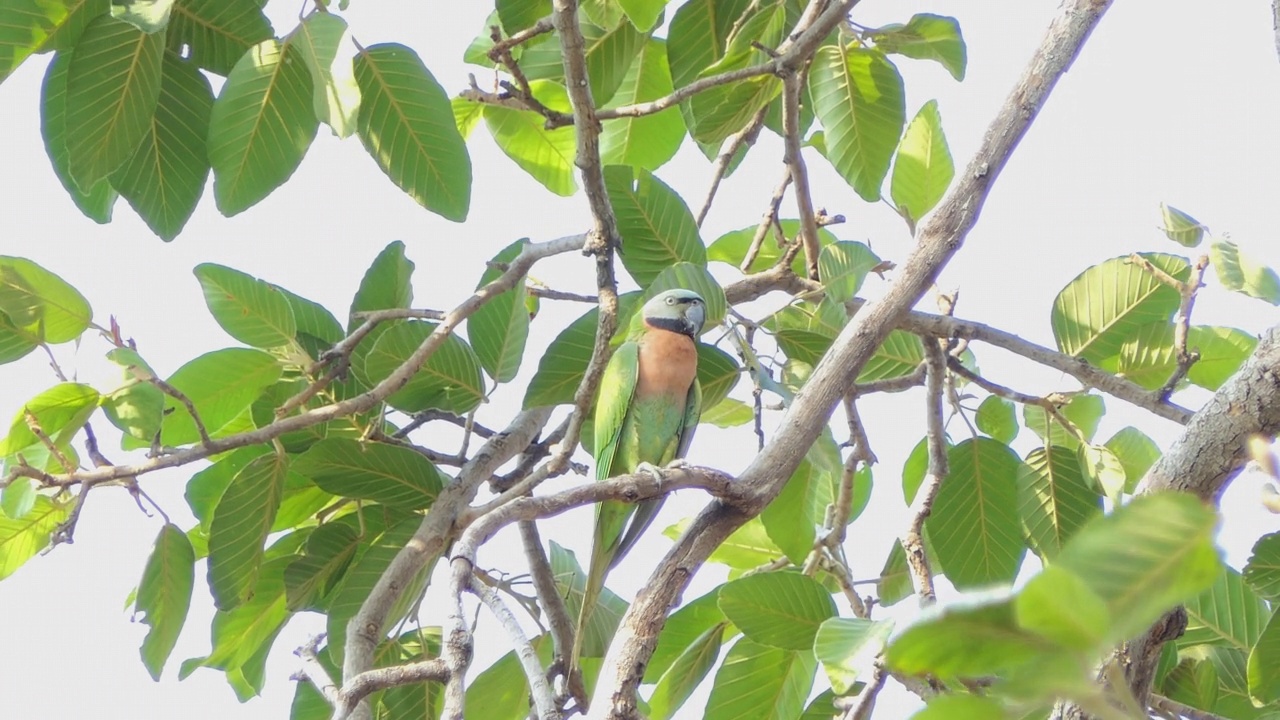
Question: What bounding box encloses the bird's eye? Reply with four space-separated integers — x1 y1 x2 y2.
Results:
666 296 676 305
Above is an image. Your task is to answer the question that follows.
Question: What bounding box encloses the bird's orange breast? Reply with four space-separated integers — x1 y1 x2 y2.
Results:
636 326 698 399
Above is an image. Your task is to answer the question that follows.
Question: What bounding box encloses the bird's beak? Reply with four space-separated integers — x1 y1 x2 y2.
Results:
686 302 705 336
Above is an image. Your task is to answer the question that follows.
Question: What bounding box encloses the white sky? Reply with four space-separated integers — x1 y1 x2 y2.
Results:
1 1 1278 718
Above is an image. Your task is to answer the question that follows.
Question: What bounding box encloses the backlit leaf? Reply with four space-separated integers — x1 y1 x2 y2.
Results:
927 438 1025 588
136 524 195 680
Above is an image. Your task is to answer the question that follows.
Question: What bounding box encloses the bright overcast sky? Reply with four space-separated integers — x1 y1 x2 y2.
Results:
1 1 1278 718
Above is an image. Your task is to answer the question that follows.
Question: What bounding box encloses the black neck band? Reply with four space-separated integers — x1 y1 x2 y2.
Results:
646 316 695 338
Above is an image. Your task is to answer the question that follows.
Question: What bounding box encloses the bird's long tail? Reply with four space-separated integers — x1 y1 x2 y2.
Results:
569 499 630 684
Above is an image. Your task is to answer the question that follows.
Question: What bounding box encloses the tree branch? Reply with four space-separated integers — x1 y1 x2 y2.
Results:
470 576 560 720
901 339 948 606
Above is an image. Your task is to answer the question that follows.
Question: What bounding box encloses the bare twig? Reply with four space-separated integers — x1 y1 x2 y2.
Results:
1159 254 1210 400
1148 694 1229 720
149 377 212 448
781 70 821 280
519 521 577 671
740 170 793 272
901 340 948 606
527 285 596 303
294 635 341 707
470 576 561 720
694 107 769 227
488 17 554 58
841 663 888 720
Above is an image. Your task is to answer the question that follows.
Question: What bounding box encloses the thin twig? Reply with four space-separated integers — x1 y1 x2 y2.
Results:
1148 694 1230 720
781 69 821 280
694 107 769 227
902 339 948 606
1159 254 1210 400
470 576 561 720
740 170 793 272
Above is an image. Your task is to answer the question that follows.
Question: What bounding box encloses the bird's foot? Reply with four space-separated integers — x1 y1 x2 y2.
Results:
664 458 692 471
635 461 665 483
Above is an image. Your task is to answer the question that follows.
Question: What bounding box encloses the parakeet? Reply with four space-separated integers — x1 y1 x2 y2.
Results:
571 288 706 677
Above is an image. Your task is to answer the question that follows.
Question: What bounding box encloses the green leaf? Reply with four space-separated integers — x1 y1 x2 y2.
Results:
700 398 753 428
185 445 272 528
518 18 645 106
464 637 551 720
618 0 666 31
111 54 215 240
1107 321 1177 390
702 638 815 720
208 37 318 216
808 45 905 202
185 548 295 683
665 516 783 570
891 99 953 225
293 438 444 509
64 15 164 190
0 256 92 345
717 571 836 651
1244 533 1280 601
0 382 99 460
292 12 360 138
550 542 628 657
927 438 1024 589
695 343 740 410
761 460 830 564
0 1 74 82
355 43 471 222
154 348 283 447
606 166 707 287
911 696 1011 720
0 496 69 581
38 0 110 53
39 50 118 224
484 80 576 196
497 0 550 34
207 453 287 610
901 436 933 504
111 0 176 34
1103 426 1161 494
283 521 360 612
1188 325 1258 390
523 293 642 408
1077 443 1127 503
1022 393 1104 450
708 220 839 276
379 629 447 720
665 0 751 89
468 240 530 383
976 396 1017 443
1211 240 1280 305
1160 203 1206 247
858 329 925 383
360 320 485 414
870 13 967 81
349 240 414 331
194 264 298 349
1248 610 1280 705
277 286 343 347
888 598 1052 677
1 478 36 520
600 38 685 171
684 2 784 145
136 524 195 680
877 540 914 607
1054 492 1221 643
1051 253 1190 363
1015 565 1110 650
649 623 726 720
814 618 893 694
166 0 273 76
817 241 880 303
647 588 729 681
452 95 483 140
1181 567 1270 651
1018 447 1102 561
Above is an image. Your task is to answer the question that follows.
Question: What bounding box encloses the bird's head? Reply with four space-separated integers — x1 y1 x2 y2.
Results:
641 289 706 339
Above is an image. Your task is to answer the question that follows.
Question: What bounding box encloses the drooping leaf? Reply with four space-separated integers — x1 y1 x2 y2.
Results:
360 321 485 414
1210 240 1280 305
926 437 1025 589
484 80 577 196
717 571 836 651
702 638 816 720
136 524 196 680
808 45 906 202
283 521 360 612
0 256 93 345
468 240 530 383
665 0 752 89
1018 447 1102 561
1160 203 1206 247
111 54 215 240
1051 253 1190 363
891 99 954 225
166 0 273 76
292 438 444 509
64 15 164 190
814 618 893 694
817 241 880 303
0 496 70 581
194 264 297 349
39 50 118 224
600 38 685 171
606 166 706 287
208 38 318 216
869 13 967 81
355 43 471 222
1 478 36 520
521 17 645 106
348 240 414 331
464 636 552 720
292 12 360 138
761 460 830 564
684 1 784 145
647 588 729 682
207 453 287 610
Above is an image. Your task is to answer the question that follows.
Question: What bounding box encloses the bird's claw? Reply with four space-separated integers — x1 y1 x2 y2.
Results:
635 461 665 483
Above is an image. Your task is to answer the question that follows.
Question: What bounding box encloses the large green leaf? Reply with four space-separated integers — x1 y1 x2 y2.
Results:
39 50 118 224
136 524 195 680
153 347 283 447
877 540 914 607
64 15 164 190
1023 393 1104 450
702 638 816 720
976 395 1018 444
483 80 576 196
292 12 359 138
207 453 287 610
869 13 967 81
468 240 530 383
550 542 629 657
0 256 93 345
0 496 69 580
208 37 318 216
194 264 297 349
707 220 839 276
648 622 725 720
497 0 549 34
1244 533 1280 602
464 636 553 720
1249 611 1280 706
522 292 641 408
1051 253 1189 363
1018 446 1102 561
1181 567 1270 651
1210 240 1280 305
293 438 444 509
166 0 273 76
607 166 707 287
647 588 729 681
1054 492 1221 643
348 240 414 331
858 329 925 383
111 53 214 240
888 598 1051 677
665 0 751 89
664 516 783 571
519 18 645 106
1103 426 1161 494
1016 564 1110 651
890 99 953 225
760 459 830 564
360 321 485 414
926 437 1025 589
817 240 880 303
814 618 893 694
0 382 99 460
600 38 685 171
283 520 360 612
1187 325 1258 390
808 45 905 202
184 445 272 529
38 0 109 53
0 1 75 82
355 43 471 222
684 1 784 145
1160 203 1206 248
717 571 836 651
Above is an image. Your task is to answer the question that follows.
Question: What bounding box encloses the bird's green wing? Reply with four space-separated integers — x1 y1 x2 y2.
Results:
593 341 639 481
673 378 702 461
